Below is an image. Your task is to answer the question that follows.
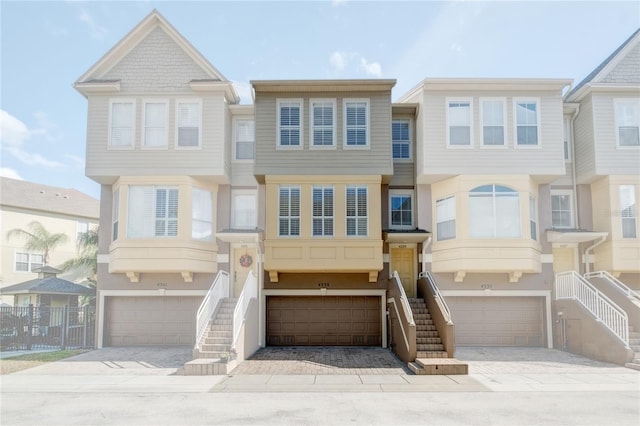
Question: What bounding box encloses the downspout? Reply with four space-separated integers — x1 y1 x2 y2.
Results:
421 236 432 274
584 234 607 274
570 104 581 228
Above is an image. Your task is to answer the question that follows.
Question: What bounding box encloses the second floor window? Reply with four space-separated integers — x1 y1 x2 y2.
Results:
447 100 472 146
621 185 637 238
232 190 257 229
469 184 520 238
311 100 335 147
481 99 505 146
312 186 334 236
551 191 574 229
344 100 368 147
15 252 44 272
392 120 410 159
177 101 201 147
278 100 302 147
109 100 134 148
436 196 456 241
235 120 255 160
279 186 300 236
515 100 539 146
128 186 178 238
143 101 168 147
346 186 368 236
390 192 413 229
615 99 640 147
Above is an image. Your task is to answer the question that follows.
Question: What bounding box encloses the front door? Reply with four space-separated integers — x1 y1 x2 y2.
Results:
232 246 257 297
390 247 416 298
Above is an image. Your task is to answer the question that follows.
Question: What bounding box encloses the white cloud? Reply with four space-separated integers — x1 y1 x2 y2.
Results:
360 58 382 77
0 167 23 180
330 51 347 71
78 8 107 40
330 51 383 77
64 154 85 170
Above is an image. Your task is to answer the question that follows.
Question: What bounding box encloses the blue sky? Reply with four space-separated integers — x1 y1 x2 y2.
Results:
1 1 638 200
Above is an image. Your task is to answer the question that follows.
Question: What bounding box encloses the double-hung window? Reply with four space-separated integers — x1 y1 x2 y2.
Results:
112 188 120 241
279 186 300 236
310 100 335 147
481 99 505 146
176 101 201 148
390 191 413 229
232 190 257 229
15 253 44 272
469 185 520 238
436 196 456 241
392 120 411 159
551 190 574 229
344 100 369 147
235 120 255 160
346 186 368 236
447 99 472 147
278 100 302 147
312 185 334 236
128 186 179 238
143 100 168 147
109 100 135 148
620 185 637 238
615 99 640 147
515 99 540 146
192 188 213 240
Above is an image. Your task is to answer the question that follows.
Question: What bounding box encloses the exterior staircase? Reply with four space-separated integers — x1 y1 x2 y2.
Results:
406 297 468 375
626 328 640 371
182 297 238 375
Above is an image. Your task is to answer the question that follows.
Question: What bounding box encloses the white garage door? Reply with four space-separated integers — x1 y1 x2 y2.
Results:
105 296 202 346
447 296 545 347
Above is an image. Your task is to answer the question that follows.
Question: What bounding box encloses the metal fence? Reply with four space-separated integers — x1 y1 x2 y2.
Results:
0 305 95 351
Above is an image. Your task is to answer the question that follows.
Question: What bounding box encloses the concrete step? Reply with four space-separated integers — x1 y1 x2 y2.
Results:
205 330 231 338
417 343 444 351
416 337 442 344
197 350 232 359
209 324 233 331
182 358 237 375
408 358 468 375
416 324 437 332
416 351 449 358
408 298 425 304
201 343 231 352
415 319 434 326
212 319 232 325
204 337 232 345
413 313 432 320
629 338 640 345
416 331 440 338
625 362 640 372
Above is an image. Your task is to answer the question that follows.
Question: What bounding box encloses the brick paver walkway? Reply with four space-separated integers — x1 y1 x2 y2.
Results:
230 347 411 375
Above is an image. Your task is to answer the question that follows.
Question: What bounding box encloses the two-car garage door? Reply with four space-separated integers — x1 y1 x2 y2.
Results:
446 296 545 347
267 296 381 346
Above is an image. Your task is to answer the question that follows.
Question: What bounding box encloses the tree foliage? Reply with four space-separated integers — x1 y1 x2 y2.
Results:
6 221 68 265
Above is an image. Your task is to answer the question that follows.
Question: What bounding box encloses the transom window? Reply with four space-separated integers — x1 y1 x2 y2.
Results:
390 191 413 229
109 100 135 148
235 120 255 160
127 186 179 238
392 120 411 159
143 100 168 147
192 188 213 240
469 184 521 238
344 100 369 147
15 252 44 272
279 186 300 236
551 191 574 229
176 101 201 148
436 196 456 241
515 99 539 146
278 100 302 147
615 99 640 147
312 185 334 236
620 185 637 238
311 100 335 147
346 186 368 236
447 99 472 146
481 99 505 146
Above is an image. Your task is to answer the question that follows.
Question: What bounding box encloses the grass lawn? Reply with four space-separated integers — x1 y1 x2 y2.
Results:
0 350 87 375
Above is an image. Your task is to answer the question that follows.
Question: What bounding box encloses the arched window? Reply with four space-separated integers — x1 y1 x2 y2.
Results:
469 185 520 238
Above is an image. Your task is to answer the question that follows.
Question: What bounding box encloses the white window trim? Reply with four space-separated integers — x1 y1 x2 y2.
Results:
231 188 258 229
620 185 638 239
445 97 474 149
392 119 412 161
108 98 136 150
343 98 370 149
311 185 334 237
14 252 44 273
277 99 304 150
141 99 169 150
480 97 507 149
614 98 640 149
550 189 575 229
513 97 542 149
278 185 301 237
233 118 255 163
389 189 414 230
346 185 368 237
174 99 203 150
309 99 337 150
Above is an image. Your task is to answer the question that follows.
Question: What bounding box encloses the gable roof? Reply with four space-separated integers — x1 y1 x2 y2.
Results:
75 9 230 86
0 277 94 296
565 28 640 102
0 177 99 219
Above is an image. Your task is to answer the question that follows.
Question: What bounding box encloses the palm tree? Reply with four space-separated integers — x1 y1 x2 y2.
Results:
61 227 98 306
6 221 68 266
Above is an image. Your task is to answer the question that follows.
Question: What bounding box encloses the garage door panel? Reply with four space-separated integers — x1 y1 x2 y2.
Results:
447 296 544 347
267 296 381 346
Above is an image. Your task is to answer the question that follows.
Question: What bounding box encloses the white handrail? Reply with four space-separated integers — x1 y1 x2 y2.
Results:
584 271 640 303
391 271 415 326
555 271 629 347
195 270 229 349
232 270 257 350
419 271 452 325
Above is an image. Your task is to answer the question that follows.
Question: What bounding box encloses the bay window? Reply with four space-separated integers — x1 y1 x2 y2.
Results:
436 196 456 241
346 186 368 236
469 185 520 238
312 185 334 236
192 188 213 240
127 186 178 238
621 185 637 238
279 186 300 236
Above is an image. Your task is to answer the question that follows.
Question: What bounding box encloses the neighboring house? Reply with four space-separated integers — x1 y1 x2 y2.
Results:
0 177 100 305
75 10 639 367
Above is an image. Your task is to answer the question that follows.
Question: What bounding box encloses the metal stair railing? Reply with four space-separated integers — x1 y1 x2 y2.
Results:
195 270 229 350
232 270 258 351
555 271 629 347
419 271 453 325
584 270 640 304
